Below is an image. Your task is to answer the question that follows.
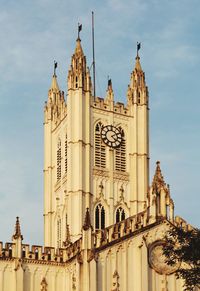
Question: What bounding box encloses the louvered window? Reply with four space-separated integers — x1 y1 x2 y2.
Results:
116 207 126 223
57 139 62 181
95 123 106 168
65 135 67 173
57 217 61 248
115 129 126 172
95 203 105 230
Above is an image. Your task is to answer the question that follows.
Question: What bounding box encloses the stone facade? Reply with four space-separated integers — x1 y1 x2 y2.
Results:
0 36 197 291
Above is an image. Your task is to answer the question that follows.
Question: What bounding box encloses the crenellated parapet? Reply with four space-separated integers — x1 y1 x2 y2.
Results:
93 97 129 116
0 238 82 265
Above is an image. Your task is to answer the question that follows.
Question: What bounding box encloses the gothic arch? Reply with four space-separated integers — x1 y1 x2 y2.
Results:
94 201 108 230
115 206 126 223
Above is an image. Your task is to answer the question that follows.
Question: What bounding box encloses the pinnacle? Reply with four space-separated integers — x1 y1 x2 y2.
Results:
83 208 93 231
12 216 23 240
152 161 166 192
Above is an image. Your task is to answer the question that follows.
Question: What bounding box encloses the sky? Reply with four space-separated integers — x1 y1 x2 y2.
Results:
0 0 199 245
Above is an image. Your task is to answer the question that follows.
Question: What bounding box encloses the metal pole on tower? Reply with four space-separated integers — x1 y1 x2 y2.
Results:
92 11 96 99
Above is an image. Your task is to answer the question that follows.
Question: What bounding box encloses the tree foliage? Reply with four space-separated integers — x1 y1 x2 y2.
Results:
163 226 200 291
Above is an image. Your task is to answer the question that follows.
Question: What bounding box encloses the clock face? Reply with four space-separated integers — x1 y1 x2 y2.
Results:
101 125 122 148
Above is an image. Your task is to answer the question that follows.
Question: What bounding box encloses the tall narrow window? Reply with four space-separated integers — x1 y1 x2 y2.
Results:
95 123 106 168
115 129 126 172
75 76 78 88
57 217 61 248
57 139 61 181
65 134 67 173
116 207 126 223
95 203 105 230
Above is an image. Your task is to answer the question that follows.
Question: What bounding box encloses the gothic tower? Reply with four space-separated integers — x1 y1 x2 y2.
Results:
43 36 149 248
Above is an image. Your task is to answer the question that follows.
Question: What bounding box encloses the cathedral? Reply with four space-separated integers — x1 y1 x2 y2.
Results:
0 32 196 291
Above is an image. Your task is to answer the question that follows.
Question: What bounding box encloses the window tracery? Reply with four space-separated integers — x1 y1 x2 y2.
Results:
116 207 126 223
95 203 105 230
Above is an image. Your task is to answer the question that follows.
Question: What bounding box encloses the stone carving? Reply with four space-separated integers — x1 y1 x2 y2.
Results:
72 273 76 290
111 270 120 291
41 277 48 291
148 240 180 275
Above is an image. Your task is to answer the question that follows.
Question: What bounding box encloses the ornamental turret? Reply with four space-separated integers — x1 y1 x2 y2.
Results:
44 67 66 124
67 38 92 92
127 49 149 106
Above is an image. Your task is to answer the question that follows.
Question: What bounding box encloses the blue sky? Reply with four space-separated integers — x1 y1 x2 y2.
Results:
0 0 199 245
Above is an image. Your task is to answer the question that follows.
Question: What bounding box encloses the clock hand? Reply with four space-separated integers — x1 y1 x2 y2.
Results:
111 133 118 141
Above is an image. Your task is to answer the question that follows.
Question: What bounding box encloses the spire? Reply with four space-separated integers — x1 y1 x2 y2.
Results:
83 208 93 231
49 61 60 92
12 217 23 240
152 161 166 193
50 74 60 92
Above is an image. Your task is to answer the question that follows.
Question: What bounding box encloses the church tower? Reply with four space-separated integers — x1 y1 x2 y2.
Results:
43 36 150 248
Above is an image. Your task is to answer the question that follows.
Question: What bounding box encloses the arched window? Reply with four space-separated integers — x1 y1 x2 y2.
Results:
138 91 141 104
57 217 61 248
57 139 61 181
65 134 67 173
75 76 78 88
115 129 126 172
95 203 105 230
116 207 126 223
95 122 106 168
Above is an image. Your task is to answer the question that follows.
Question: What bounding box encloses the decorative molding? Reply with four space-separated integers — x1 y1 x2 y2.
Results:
111 270 120 291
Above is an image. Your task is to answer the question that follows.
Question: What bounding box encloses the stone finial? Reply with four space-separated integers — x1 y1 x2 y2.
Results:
12 217 23 240
83 208 93 231
152 161 166 192
41 277 48 291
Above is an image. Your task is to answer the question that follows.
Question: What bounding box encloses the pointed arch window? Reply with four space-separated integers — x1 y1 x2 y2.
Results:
65 134 67 173
57 139 62 181
116 207 126 223
57 217 61 248
75 76 78 88
95 122 106 168
115 129 126 172
95 203 105 230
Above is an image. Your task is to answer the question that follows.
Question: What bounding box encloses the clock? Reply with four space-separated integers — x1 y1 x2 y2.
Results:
101 125 122 148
